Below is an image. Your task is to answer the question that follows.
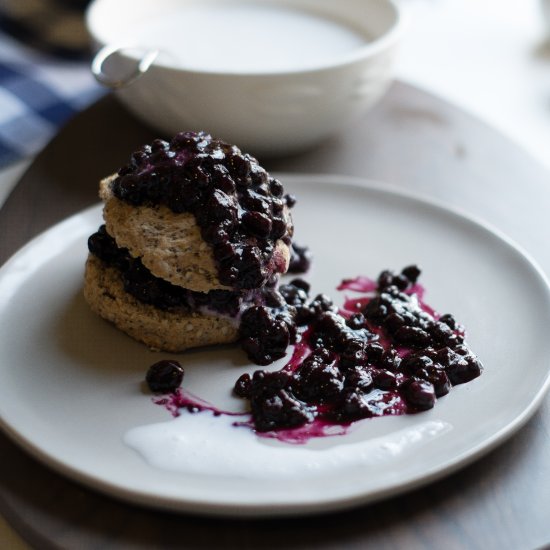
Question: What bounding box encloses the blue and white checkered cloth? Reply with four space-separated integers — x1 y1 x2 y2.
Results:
0 32 104 168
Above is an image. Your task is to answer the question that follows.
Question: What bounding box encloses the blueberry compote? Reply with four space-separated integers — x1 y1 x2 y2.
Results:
111 131 294 289
233 266 483 437
88 225 264 317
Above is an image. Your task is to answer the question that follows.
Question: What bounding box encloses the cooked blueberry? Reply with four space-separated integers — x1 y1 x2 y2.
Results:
146 360 184 393
234 373 252 398
364 342 385 364
270 217 288 239
446 355 483 385
289 278 310 293
269 178 284 197
401 265 421 283
336 389 376 421
377 270 394 290
227 153 251 179
379 348 402 371
251 389 314 431
394 326 431 347
250 166 268 186
400 378 436 410
414 366 451 397
262 289 286 308
371 369 397 390
346 313 366 330
279 283 309 307
363 297 389 325
439 313 457 330
384 312 406 332
309 294 337 316
429 321 456 345
339 340 367 369
288 243 312 274
284 194 297 207
400 352 435 375
242 211 272 237
249 369 293 395
344 366 374 392
294 350 343 402
240 306 291 365
377 269 411 291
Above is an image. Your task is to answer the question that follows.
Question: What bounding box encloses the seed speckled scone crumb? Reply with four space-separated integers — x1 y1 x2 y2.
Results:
100 176 291 293
83 254 238 352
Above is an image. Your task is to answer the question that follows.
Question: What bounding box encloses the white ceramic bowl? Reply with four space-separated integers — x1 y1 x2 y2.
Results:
86 0 402 157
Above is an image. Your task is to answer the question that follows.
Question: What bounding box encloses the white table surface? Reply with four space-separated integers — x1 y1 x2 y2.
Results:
1 1 549 547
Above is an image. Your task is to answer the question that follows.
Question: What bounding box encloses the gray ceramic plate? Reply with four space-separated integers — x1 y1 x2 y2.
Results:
0 175 549 517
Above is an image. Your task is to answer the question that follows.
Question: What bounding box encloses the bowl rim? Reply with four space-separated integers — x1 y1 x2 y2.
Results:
85 0 404 77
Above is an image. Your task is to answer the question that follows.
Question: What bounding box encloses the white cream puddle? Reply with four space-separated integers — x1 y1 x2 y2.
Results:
124 412 451 479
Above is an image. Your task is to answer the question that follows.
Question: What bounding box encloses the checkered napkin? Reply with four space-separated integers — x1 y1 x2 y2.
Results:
0 32 104 168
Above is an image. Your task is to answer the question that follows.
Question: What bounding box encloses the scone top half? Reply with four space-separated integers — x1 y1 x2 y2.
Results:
100 132 294 293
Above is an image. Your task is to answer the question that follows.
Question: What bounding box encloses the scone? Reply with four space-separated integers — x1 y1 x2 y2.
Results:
84 131 296 352
99 174 291 292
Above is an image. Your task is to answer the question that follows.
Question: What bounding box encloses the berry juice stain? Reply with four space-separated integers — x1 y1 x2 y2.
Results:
154 388 244 419
152 266 483 444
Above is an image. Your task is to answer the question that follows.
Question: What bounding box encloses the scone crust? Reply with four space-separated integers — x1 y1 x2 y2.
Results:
83 254 239 352
100 175 291 293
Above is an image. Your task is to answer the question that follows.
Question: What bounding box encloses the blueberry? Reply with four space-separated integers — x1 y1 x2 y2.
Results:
240 306 291 365
336 389 375 421
394 326 431 347
414 366 451 397
146 360 184 393
269 178 284 197
429 321 458 346
344 366 374 392
446 354 483 385
242 211 272 237
289 278 310 293
377 270 394 290
284 194 297 208
339 340 367 369
279 282 309 307
372 369 398 390
400 377 436 410
363 297 389 325
400 352 435 375
288 243 312 274
439 313 457 330
270 217 288 240
377 269 409 291
109 132 297 297
379 348 402 371
234 373 252 398
346 313 366 330
251 389 314 432
401 265 421 283
364 342 385 364
294 350 343 403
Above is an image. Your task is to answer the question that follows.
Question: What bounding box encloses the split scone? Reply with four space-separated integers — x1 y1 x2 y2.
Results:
84 131 295 352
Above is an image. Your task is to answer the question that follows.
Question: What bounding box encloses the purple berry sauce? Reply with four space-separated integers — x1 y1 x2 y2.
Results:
152 266 483 444
110 131 294 289
88 224 277 317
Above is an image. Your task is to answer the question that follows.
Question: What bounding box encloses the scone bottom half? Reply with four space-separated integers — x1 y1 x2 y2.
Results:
84 131 311 364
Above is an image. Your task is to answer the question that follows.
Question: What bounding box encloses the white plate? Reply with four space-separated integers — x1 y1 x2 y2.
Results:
1 175 550 517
